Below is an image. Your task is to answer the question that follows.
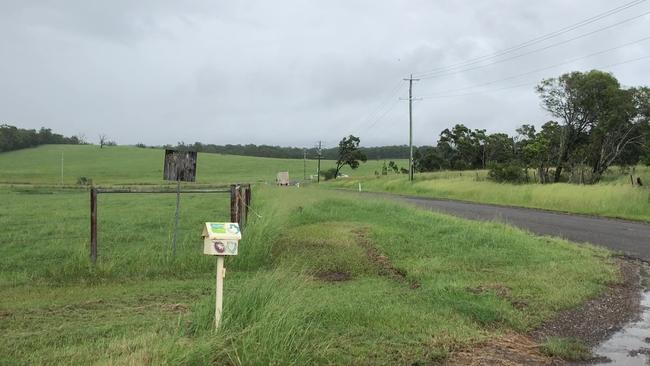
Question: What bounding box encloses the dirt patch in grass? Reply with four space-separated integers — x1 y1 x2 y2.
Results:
467 284 529 310
162 303 189 313
445 332 562 365
352 228 421 289
314 270 352 282
531 258 644 347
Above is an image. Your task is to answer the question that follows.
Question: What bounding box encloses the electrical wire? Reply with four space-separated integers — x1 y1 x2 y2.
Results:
418 35 650 98
412 0 648 77
420 54 650 99
346 81 406 136
416 10 650 80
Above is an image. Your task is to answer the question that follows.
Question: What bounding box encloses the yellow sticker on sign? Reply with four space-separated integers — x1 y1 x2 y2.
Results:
210 223 226 234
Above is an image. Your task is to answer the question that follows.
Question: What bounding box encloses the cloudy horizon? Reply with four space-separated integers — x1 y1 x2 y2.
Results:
1 1 649 148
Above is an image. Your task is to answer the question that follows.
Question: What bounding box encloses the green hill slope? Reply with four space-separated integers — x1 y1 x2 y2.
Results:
0 145 402 185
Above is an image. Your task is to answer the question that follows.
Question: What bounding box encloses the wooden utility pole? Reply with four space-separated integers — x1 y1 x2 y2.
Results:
404 74 419 181
303 149 307 180
316 141 322 183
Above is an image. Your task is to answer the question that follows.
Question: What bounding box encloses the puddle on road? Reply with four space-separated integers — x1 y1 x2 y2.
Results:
593 290 650 365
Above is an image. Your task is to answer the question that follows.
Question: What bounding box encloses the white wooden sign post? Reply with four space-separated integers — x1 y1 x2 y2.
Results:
202 222 241 328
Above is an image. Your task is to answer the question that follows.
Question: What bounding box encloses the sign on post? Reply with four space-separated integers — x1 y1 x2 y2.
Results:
202 222 241 328
163 149 197 182
202 222 241 255
164 149 198 256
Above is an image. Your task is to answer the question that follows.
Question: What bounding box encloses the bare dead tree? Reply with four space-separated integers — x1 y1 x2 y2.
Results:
99 134 107 149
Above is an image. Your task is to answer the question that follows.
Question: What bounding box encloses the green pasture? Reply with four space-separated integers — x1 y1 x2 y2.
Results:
327 166 650 222
0 145 406 186
0 186 616 365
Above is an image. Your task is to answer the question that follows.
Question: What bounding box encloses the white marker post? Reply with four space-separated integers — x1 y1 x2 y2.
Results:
215 256 224 327
202 222 241 329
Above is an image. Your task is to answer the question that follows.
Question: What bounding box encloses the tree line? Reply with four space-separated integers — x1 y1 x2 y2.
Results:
413 70 650 184
0 124 84 152
173 142 412 160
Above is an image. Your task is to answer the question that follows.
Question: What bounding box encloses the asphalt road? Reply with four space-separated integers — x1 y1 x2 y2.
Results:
382 193 650 261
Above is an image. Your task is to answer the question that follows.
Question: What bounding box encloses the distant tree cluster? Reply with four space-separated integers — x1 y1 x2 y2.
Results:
174 142 410 160
414 70 650 184
0 124 84 152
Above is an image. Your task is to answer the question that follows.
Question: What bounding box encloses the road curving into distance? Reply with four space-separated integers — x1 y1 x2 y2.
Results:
366 192 650 261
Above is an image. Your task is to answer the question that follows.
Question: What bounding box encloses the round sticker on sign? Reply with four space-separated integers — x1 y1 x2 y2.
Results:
213 240 226 254
227 224 240 234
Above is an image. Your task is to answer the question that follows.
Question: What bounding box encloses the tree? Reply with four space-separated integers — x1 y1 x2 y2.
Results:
485 133 515 165
414 146 445 172
334 135 367 177
320 168 338 181
537 70 625 182
99 134 107 149
437 124 486 169
0 124 82 152
388 161 399 173
586 86 647 181
520 121 562 183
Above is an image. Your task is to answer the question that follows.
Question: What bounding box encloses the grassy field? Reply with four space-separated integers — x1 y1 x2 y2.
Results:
0 185 616 365
0 145 406 186
327 166 650 222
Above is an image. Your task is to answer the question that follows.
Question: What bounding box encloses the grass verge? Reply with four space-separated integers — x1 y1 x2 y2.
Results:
326 167 650 222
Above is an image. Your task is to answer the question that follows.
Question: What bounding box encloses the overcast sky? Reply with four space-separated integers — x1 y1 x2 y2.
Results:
1 1 649 147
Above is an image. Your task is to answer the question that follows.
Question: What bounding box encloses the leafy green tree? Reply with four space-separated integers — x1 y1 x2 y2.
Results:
320 168 338 181
519 121 562 183
414 146 445 172
485 133 514 165
334 135 367 178
388 161 399 173
536 70 644 182
0 124 81 152
437 124 485 169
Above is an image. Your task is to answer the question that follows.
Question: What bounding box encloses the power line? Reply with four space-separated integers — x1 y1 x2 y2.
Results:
412 0 648 77
346 81 406 135
365 98 402 131
418 35 650 98
416 9 650 80
420 54 650 100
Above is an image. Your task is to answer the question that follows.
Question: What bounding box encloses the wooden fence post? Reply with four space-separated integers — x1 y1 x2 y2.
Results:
230 184 241 225
90 187 98 264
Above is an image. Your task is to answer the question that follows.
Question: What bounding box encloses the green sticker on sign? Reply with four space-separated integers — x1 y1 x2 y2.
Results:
210 223 226 233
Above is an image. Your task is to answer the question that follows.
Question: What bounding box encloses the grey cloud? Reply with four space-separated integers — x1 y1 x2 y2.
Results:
1 0 648 147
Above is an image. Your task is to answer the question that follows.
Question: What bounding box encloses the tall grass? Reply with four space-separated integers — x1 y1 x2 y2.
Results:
185 271 329 365
328 166 650 222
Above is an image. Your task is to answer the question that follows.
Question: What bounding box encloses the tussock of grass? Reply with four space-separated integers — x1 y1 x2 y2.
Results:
540 337 592 361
